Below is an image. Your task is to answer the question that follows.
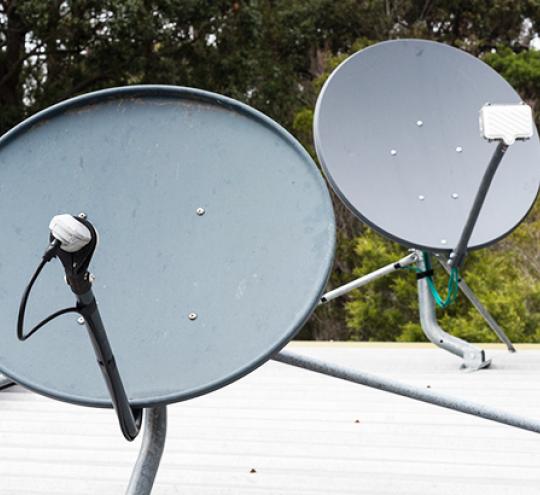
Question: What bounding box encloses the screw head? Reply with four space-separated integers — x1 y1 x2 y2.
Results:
451 193 459 199
418 195 425 201
416 120 423 127
78 212 87 219
188 313 198 320
456 146 463 153
196 208 205 216
390 149 397 156
77 316 85 325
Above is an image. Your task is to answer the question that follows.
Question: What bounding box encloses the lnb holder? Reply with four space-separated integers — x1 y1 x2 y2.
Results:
449 103 534 268
18 213 142 441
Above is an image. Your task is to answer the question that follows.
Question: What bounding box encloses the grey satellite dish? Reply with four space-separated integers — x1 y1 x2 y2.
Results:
0 85 335 409
314 39 540 369
314 39 540 252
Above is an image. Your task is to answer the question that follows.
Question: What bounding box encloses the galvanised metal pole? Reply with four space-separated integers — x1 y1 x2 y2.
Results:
416 251 489 370
126 406 167 495
274 350 540 434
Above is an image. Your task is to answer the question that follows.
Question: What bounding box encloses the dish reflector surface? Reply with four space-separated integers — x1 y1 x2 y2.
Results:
0 86 335 407
314 39 540 251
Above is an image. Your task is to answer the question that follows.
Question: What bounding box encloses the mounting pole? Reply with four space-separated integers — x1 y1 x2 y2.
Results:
126 407 167 495
416 251 490 370
435 256 515 352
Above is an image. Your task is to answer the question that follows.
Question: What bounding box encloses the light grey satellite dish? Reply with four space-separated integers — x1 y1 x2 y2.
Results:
314 39 540 252
0 85 335 408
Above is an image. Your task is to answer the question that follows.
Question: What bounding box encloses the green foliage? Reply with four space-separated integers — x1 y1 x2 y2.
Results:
484 47 540 121
292 108 314 155
345 229 417 341
344 228 540 343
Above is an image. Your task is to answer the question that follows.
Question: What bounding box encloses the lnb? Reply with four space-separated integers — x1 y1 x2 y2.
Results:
49 214 93 253
479 103 534 145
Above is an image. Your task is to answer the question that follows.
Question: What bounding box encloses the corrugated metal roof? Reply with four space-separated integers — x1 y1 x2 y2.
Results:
0 343 539 494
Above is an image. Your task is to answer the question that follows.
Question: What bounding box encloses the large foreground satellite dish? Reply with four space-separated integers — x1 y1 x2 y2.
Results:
314 39 540 251
0 85 335 408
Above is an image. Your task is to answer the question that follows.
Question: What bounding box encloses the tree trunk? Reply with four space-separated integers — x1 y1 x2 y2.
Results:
0 0 28 129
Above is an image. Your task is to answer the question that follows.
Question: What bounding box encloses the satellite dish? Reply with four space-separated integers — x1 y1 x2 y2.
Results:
0 85 335 408
314 39 540 252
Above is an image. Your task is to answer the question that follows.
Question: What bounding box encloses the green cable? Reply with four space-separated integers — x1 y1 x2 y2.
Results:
422 251 459 309
399 253 459 309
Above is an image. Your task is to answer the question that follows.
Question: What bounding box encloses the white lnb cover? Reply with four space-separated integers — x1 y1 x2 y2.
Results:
479 103 533 145
49 214 92 253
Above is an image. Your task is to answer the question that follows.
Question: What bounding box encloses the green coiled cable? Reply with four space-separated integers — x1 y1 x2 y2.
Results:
422 251 459 308
400 252 460 309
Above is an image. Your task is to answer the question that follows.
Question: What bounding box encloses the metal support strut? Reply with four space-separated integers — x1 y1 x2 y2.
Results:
274 350 540 434
436 256 515 352
126 407 167 495
320 252 418 304
416 251 490 370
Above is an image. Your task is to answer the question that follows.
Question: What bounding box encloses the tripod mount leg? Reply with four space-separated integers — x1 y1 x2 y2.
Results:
435 256 516 352
273 350 540 433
